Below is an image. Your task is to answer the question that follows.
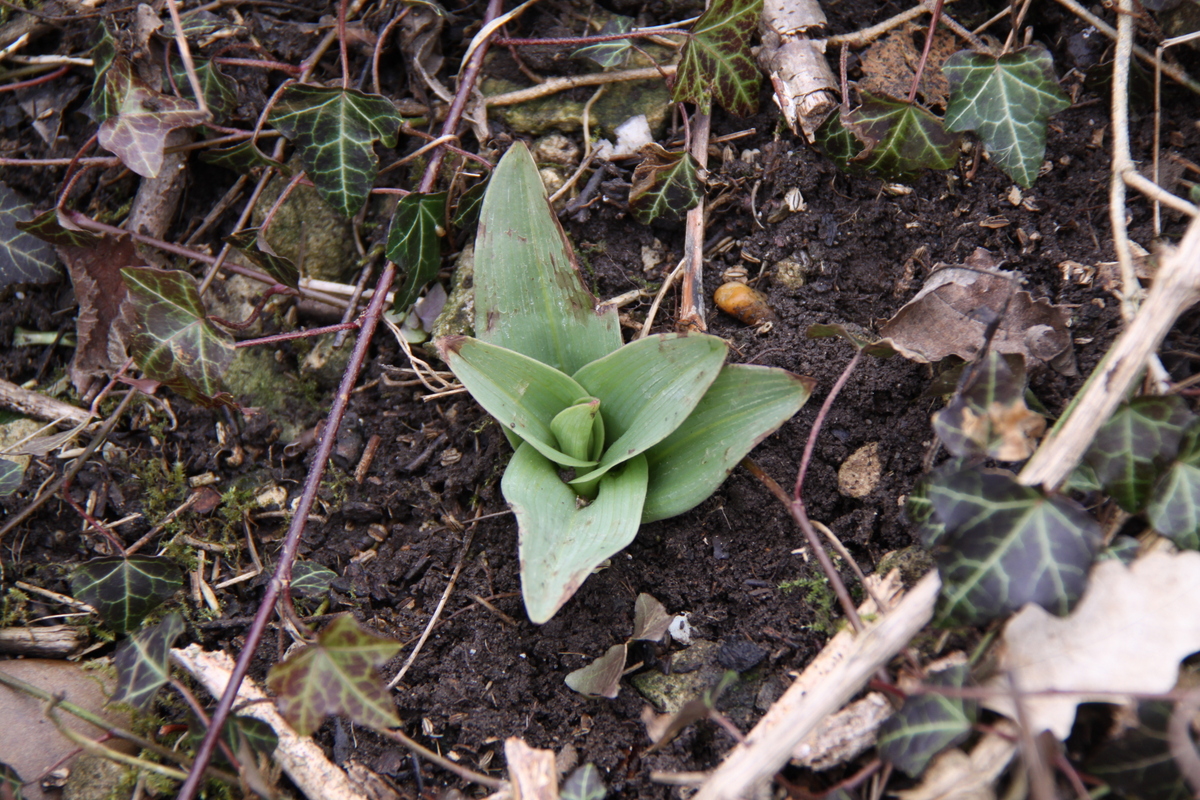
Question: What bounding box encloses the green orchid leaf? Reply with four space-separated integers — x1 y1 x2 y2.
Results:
551 399 602 463
806 323 895 357
571 334 728 485
475 142 621 373
200 140 289 174
0 458 23 496
877 663 977 777
505 442 648 623
291 561 337 598
171 58 236 122
0 184 60 288
98 58 208 178
387 191 447 313
224 227 299 289
122 267 236 408
927 466 1101 626
1084 396 1193 513
842 92 960 181
572 16 635 68
561 764 607 800
672 0 763 116
266 614 401 735
1147 422 1200 550
1085 701 1190 799
268 85 402 218
641 363 813 522
932 352 1045 462
451 179 487 231
15 208 99 248
437 336 596 468
111 611 185 710
70 555 182 633
564 643 626 698
943 44 1070 188
628 145 703 225
631 593 672 642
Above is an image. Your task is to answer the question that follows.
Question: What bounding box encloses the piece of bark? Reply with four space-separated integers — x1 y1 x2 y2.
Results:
0 625 87 658
0 378 91 426
759 0 838 142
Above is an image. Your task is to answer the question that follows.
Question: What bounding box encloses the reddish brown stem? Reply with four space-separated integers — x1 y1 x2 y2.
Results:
231 320 359 346
212 57 302 75
0 64 69 93
494 30 688 47
907 0 945 104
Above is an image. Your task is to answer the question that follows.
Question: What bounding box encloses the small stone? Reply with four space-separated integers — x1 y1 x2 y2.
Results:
717 638 766 672
532 133 580 166
838 442 882 498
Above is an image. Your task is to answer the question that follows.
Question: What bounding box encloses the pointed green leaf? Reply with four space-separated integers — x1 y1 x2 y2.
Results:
200 139 289 173
268 85 402 217
943 44 1070 188
186 714 278 768
225 227 299 289
928 467 1101 625
111 611 185 710
551 399 602 464
561 763 607 800
631 593 672 642
388 191 447 313
842 93 960 181
806 323 896 357
437 336 596 467
628 146 702 225
505 443 648 623
266 614 401 735
0 184 60 287
572 16 635 67
84 26 117 123
15 208 99 248
1085 701 1190 799
474 143 621 373
172 58 236 122
932 352 1045 462
0 458 24 496
1147 422 1200 550
291 561 337 598
1084 396 1193 513
122 267 236 407
98 58 208 178
672 0 763 116
641 363 813 522
814 111 866 174
451 179 487 231
877 663 977 776
564 643 626 698
70 555 182 633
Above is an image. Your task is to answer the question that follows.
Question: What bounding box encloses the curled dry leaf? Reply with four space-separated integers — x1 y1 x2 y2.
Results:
879 249 1075 373
985 551 1200 738
859 23 956 108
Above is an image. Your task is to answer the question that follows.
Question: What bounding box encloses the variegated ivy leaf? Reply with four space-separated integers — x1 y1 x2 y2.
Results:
877 663 977 776
1146 421 1200 550
839 92 960 181
70 555 182 633
121 267 236 408
225 227 299 289
572 15 635 68
1084 396 1193 513
387 191 447 313
291 561 337 598
561 764 607 800
15 208 99 248
171 58 236 122
111 611 185 710
98 57 209 178
927 466 1101 626
266 614 401 735
268 85 402 218
0 183 60 288
0 458 24 496
628 145 702 225
672 0 763 116
943 44 1070 188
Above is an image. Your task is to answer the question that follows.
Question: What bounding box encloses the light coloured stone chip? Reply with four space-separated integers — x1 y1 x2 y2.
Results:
837 442 881 498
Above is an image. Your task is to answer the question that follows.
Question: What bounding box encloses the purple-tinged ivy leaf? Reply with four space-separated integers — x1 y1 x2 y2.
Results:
15 208 99 248
111 611 185 710
70 555 182 633
224 227 299 289
0 184 60 287
672 0 763 116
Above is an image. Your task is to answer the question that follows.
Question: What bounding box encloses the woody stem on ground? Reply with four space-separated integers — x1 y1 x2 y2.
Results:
175 0 506 794
906 0 944 104
677 110 710 331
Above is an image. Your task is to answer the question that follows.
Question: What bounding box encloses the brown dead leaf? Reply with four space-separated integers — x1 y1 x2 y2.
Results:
859 23 955 108
957 402 1046 461
504 738 557 800
879 249 1075 373
985 551 1200 738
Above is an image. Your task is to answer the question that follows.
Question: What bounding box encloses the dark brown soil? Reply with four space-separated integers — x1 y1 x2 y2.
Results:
2 0 1198 798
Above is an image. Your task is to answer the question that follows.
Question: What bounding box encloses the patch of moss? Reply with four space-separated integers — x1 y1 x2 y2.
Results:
779 575 840 635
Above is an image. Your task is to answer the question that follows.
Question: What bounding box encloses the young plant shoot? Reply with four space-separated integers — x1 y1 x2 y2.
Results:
437 143 814 623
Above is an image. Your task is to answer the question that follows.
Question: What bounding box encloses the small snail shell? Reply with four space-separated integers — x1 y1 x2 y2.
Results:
714 282 776 326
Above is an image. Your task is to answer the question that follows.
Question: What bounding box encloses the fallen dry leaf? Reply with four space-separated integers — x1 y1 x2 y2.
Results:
859 23 955 108
892 722 1017 800
985 551 1200 738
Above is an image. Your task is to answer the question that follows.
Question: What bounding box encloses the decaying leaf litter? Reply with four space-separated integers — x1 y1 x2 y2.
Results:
1 0 1200 798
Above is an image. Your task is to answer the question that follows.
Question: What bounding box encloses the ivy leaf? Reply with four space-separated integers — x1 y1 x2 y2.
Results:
628 145 702 225
291 561 337 598
1147 422 1200 550
672 0 763 115
806 323 896 357
171 58 236 122
15 208 99 248
1083 396 1193 513
877 663 977 777
564 643 626 698
121 267 236 408
224 227 299 289
932 352 1045 462
1085 701 1191 800
561 764 607 800
814 112 866 174
0 458 24 496
0 184 60 288
572 16 635 68
186 714 278 768
387 191 446 313
927 466 1101 626
84 25 118 123
110 611 185 710
943 44 1070 188
268 85 402 218
98 57 208 178
841 92 960 181
70 555 182 633
265 614 401 736
200 140 289 174
451 179 487 231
